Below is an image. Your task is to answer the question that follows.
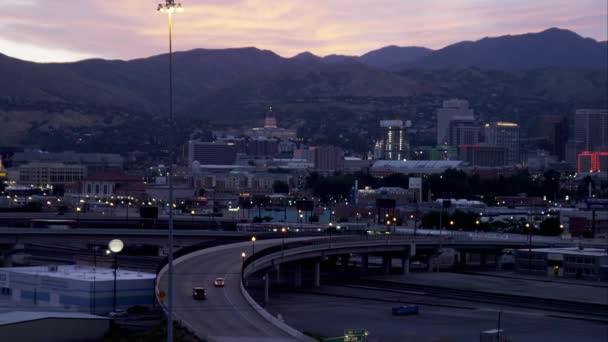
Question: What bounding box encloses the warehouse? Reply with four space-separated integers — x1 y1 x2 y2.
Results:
0 265 155 314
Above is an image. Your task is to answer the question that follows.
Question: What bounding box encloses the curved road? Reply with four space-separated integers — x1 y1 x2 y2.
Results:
158 239 301 342
158 234 581 341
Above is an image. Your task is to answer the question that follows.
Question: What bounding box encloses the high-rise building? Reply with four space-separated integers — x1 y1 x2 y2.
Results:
187 141 238 165
485 122 520 165
575 109 608 154
436 99 474 145
536 115 569 161
578 151 608 173
313 145 344 172
458 145 508 167
380 120 408 160
448 120 480 147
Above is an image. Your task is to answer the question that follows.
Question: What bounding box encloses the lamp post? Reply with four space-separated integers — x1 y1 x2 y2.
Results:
92 246 99 314
157 2 183 341
76 207 81 226
251 236 256 256
281 227 286 257
108 239 124 313
191 210 195 227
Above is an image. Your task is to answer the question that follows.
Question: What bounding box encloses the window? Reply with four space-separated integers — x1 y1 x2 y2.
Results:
87 184 92 193
103 184 108 195
95 184 100 194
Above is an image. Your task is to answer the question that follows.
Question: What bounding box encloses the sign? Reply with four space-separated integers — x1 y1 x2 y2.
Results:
344 329 368 342
0 171 6 178
323 338 344 342
408 177 422 190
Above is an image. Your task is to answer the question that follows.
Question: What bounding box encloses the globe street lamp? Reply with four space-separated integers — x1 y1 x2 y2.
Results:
108 239 124 313
251 236 256 255
157 2 183 340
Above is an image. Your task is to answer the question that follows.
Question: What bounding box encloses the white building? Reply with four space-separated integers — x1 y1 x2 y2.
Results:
436 99 474 145
0 265 156 314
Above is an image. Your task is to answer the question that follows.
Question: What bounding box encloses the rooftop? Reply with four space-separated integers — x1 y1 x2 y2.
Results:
0 311 109 326
372 160 465 169
5 265 156 282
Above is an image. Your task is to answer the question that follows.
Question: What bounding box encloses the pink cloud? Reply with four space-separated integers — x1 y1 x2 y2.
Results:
0 0 606 62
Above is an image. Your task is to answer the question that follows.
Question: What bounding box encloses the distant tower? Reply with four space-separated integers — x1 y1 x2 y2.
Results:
264 106 278 129
380 120 408 160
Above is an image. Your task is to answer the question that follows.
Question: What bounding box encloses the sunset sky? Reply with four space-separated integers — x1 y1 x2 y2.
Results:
1 0 606 63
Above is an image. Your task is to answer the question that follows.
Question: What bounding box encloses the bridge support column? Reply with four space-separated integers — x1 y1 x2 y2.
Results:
361 254 369 273
401 255 410 275
275 265 281 287
1 251 12 267
313 261 321 288
427 257 435 272
480 251 487 266
294 264 302 288
263 273 270 305
340 255 350 271
382 255 391 275
495 254 504 271
459 252 468 266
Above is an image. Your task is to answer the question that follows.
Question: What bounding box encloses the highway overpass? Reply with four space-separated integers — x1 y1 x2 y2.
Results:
157 233 579 341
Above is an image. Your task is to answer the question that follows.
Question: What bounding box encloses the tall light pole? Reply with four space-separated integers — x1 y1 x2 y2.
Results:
251 236 256 255
108 239 124 313
157 2 183 341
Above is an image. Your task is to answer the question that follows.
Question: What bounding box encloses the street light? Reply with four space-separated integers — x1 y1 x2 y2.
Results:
251 236 256 255
281 227 287 257
108 239 124 313
157 2 184 340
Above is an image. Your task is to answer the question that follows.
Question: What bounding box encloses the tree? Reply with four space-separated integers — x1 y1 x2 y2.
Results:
272 180 289 194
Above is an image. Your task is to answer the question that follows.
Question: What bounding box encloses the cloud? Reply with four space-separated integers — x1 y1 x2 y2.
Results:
0 0 606 62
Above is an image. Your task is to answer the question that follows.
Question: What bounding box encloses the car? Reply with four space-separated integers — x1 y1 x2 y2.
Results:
214 278 225 287
392 305 419 316
192 287 207 300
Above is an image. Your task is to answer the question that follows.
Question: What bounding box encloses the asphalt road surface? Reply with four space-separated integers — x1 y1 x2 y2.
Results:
267 288 608 342
158 240 299 342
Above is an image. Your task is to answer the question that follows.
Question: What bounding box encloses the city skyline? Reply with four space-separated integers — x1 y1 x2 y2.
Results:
0 0 606 63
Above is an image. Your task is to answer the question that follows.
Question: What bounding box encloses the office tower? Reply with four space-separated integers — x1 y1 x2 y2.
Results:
458 145 508 167
578 151 608 173
380 120 408 160
575 109 608 153
437 99 474 145
448 120 480 147
485 122 520 165
313 145 344 172
187 141 238 165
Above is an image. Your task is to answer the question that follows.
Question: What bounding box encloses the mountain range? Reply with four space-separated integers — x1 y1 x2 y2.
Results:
0 27 606 149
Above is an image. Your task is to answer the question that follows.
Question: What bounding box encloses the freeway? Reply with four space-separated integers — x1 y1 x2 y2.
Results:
157 239 308 342
156 233 590 341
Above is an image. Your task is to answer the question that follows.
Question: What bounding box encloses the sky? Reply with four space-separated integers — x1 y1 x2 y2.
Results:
1 0 606 63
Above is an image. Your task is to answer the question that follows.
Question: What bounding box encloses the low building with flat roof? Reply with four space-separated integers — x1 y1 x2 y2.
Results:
514 247 608 281
0 311 110 342
0 265 155 314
